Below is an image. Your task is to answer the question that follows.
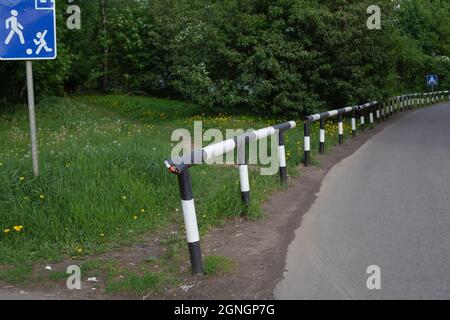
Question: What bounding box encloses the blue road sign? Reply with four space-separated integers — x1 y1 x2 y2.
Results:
426 75 438 87
0 0 57 60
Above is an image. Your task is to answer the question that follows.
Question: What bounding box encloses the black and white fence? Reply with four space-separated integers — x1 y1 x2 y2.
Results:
164 89 449 275
303 90 450 166
303 102 377 166
164 121 296 275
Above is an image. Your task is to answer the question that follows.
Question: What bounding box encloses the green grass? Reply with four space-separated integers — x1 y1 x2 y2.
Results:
47 270 69 282
81 259 120 273
105 270 171 296
0 95 351 270
0 264 33 283
203 255 236 276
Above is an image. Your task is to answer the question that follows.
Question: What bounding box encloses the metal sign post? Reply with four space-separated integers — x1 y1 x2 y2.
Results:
1 0 58 176
26 61 39 176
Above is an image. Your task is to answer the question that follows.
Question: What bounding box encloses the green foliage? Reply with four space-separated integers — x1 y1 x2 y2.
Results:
1 0 449 114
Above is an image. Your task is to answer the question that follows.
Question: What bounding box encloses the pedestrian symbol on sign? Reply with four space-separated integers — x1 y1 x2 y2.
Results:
4 10 25 45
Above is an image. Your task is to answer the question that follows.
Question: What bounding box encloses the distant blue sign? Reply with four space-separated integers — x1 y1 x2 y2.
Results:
426 75 438 87
0 0 57 60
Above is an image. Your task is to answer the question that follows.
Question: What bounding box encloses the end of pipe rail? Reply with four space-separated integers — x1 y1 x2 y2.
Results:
164 160 180 175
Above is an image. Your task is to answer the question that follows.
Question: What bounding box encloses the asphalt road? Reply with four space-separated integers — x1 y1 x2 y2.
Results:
274 103 450 300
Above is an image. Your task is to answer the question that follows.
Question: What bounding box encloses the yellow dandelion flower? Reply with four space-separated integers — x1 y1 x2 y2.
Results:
13 226 23 232
140 209 145 213
39 194 45 199
3 229 10 234
133 216 138 220
100 233 105 237
19 176 25 181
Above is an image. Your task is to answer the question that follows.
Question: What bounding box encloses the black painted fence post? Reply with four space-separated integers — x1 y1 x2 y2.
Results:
237 137 251 206
338 113 344 144
360 107 365 133
303 121 311 166
376 103 381 123
369 104 374 127
351 109 357 137
278 131 288 184
177 170 203 276
319 118 325 154
384 100 389 120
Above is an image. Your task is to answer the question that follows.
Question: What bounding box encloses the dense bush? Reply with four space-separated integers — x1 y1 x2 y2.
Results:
0 0 449 116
